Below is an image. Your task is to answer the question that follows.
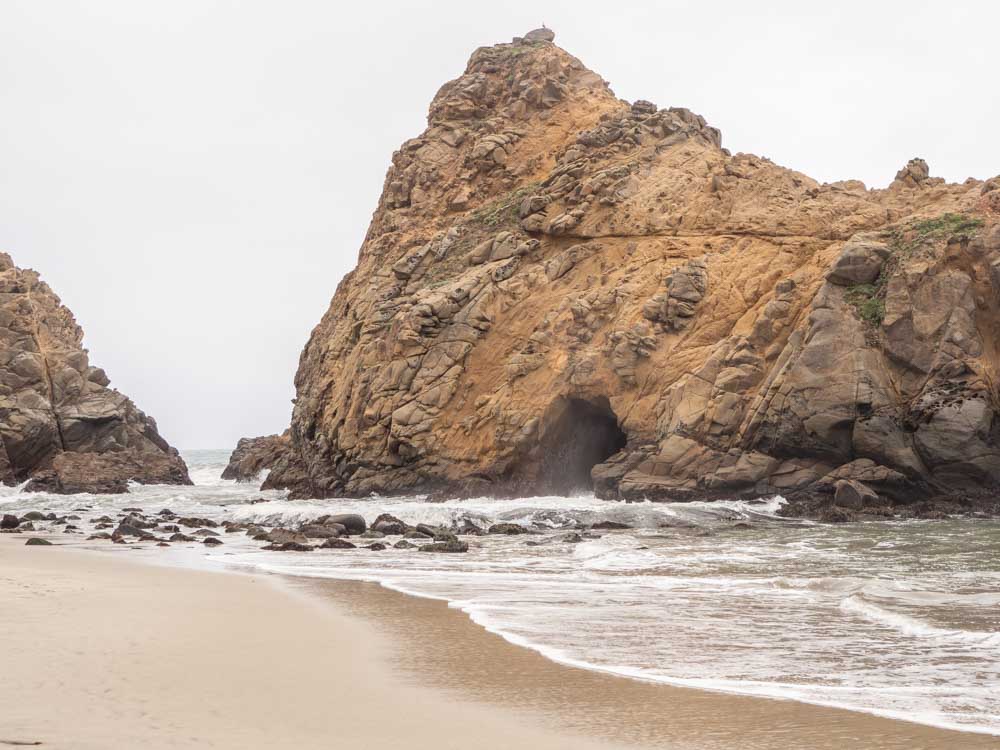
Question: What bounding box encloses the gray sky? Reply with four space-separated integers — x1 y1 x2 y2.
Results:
2 1 997 448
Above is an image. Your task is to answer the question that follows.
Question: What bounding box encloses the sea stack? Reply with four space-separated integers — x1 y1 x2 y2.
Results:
254 28 1000 504
0 253 190 493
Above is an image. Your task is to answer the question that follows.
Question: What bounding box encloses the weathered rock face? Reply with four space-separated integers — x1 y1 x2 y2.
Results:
266 30 1000 502
0 253 190 493
221 432 289 482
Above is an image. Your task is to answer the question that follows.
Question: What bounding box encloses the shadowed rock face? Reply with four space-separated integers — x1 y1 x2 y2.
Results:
263 30 1000 502
0 253 190 493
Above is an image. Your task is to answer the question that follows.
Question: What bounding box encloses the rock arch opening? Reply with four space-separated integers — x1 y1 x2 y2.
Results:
536 397 627 495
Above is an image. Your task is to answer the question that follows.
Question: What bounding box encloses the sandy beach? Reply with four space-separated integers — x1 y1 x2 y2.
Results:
1 536 996 750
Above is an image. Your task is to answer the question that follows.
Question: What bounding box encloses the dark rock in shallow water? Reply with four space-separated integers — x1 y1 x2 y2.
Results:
321 538 356 550
820 506 859 523
177 517 218 529
404 530 432 540
358 530 385 539
316 513 366 535
25 537 52 546
415 523 445 538
393 539 417 550
263 541 312 552
168 532 196 542
834 479 880 510
591 520 631 530
488 523 528 535
22 511 45 521
365 542 387 551
419 540 469 553
193 528 220 537
114 523 145 537
202 537 223 546
372 513 410 535
265 528 308 545
300 524 342 539
88 533 112 540
1 514 19 529
452 519 486 536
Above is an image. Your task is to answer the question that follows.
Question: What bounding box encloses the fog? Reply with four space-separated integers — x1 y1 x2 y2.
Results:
1 0 996 448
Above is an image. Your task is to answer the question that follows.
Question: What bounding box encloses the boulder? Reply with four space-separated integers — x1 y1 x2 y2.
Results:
263 541 313 552
419 540 469 553
1 514 18 529
488 523 528 535
321 538 357 550
523 27 555 43
300 524 342 539
371 513 410 535
25 537 52 546
316 514 366 535
826 238 891 286
264 528 309 545
834 479 880 510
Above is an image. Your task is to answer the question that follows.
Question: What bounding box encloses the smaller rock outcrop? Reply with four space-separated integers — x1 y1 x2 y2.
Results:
221 432 289 482
0 253 190 493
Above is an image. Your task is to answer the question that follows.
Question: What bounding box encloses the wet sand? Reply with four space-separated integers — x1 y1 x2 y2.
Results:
2 536 995 749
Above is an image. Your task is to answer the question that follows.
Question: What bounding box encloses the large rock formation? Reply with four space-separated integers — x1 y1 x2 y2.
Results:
0 253 190 493
265 29 1000 503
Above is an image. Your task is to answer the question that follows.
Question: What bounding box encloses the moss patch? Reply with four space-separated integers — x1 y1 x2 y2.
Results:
845 283 886 327
889 212 984 255
469 183 539 230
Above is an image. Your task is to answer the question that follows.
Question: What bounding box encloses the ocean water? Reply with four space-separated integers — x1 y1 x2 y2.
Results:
3 449 999 736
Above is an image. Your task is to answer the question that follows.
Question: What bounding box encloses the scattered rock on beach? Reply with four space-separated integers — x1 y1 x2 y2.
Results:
202 537 223 546
265 528 309 545
263 541 312 552
419 540 469 553
169 533 196 543
300 524 343 539
393 539 417 550
372 513 411 535
25 538 52 546
488 523 528 535
365 542 387 551
2 514 20 529
321 538 357 550
316 513 366 535
591 520 631 530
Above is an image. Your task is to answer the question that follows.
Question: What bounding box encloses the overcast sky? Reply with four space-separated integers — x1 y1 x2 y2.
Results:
1 1 997 449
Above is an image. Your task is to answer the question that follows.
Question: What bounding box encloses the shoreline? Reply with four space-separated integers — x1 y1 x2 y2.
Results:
3 537 996 749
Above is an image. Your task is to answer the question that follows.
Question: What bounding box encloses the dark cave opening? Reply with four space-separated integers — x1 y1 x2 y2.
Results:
536 397 627 495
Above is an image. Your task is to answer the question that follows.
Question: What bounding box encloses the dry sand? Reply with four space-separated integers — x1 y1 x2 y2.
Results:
1 536 995 749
